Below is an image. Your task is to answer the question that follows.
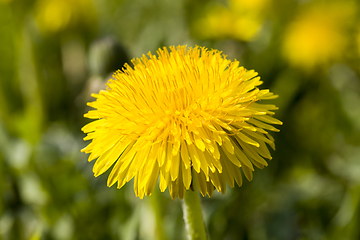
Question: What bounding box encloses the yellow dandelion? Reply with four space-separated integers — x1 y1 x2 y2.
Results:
81 46 282 199
192 0 270 41
282 1 355 70
35 0 96 33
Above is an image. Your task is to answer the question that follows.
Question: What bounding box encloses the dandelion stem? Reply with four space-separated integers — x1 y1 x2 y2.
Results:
182 182 208 240
150 189 168 240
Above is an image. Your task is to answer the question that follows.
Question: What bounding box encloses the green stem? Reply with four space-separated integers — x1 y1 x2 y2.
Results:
150 188 168 240
182 183 208 240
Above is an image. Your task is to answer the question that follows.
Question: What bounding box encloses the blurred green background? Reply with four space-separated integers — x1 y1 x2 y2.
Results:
1 0 360 239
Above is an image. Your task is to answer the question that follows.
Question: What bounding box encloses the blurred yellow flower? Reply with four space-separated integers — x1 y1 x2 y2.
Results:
81 46 282 199
35 0 96 33
192 0 270 41
282 2 355 70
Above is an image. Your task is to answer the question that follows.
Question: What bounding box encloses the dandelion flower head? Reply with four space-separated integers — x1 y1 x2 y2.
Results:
192 0 270 41
81 46 282 199
282 1 355 70
35 0 96 33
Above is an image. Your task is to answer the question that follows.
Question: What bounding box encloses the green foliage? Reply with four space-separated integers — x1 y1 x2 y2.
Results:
1 0 360 239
